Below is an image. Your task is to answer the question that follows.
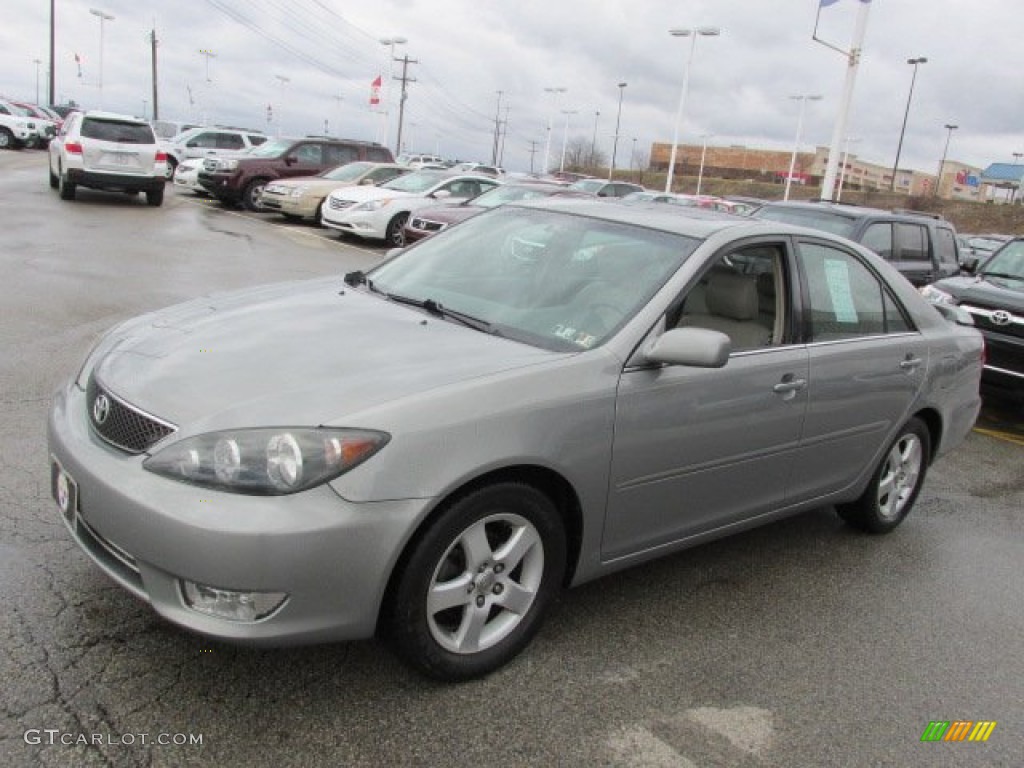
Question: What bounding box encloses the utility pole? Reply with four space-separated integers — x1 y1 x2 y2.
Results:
498 104 510 166
527 140 539 174
491 90 503 164
393 54 417 155
150 28 159 120
48 0 55 104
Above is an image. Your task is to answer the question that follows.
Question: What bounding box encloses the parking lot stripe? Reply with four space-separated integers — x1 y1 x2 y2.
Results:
972 426 1024 447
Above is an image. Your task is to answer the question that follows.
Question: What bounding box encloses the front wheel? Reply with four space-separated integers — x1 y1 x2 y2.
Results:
242 178 268 211
837 417 930 534
58 169 75 200
385 212 409 247
0 128 15 150
387 482 566 681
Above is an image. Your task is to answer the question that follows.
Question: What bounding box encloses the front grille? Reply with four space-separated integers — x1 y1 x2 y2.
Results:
86 375 177 454
410 218 445 232
963 303 1024 339
328 198 355 211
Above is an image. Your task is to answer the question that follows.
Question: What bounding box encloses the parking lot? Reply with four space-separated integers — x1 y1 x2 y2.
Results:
1 149 1022 767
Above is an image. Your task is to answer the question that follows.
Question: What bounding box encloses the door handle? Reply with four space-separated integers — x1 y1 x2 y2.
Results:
773 376 807 400
900 356 923 372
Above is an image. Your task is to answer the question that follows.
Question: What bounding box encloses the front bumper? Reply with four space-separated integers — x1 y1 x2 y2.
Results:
320 209 386 240
259 193 317 218
47 381 429 645
197 172 242 202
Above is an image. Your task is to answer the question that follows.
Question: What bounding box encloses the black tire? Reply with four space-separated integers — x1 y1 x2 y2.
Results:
242 178 268 211
164 157 177 182
313 198 326 226
385 212 409 247
48 164 58 189
837 417 930 534
0 128 14 150
146 187 164 207
58 169 75 200
387 482 566 681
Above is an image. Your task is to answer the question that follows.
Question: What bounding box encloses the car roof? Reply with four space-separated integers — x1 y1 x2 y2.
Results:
758 199 949 223
81 110 150 125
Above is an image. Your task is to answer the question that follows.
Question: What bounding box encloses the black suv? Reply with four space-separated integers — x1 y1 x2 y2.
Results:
198 136 394 210
751 201 961 287
922 238 1024 399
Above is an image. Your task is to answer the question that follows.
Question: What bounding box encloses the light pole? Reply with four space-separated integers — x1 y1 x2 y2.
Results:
379 36 407 151
836 136 860 202
935 123 958 198
784 94 822 201
89 8 115 109
665 27 720 193
631 137 638 181
274 74 289 136
696 133 713 196
559 109 578 173
542 87 566 174
590 110 600 168
890 56 927 192
33 58 42 104
608 82 627 180
199 49 216 82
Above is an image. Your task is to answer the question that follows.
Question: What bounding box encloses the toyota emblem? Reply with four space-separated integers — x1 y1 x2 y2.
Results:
990 310 1012 327
92 393 111 425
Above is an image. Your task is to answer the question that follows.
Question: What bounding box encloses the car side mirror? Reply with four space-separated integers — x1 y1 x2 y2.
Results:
284 155 296 166
960 255 979 274
644 328 731 368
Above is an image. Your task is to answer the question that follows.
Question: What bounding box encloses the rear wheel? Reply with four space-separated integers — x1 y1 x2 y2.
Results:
385 212 409 247
58 168 75 200
146 187 164 207
48 164 58 188
837 417 930 534
164 157 177 181
387 482 566 681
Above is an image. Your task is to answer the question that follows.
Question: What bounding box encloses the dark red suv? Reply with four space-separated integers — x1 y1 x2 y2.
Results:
198 136 394 210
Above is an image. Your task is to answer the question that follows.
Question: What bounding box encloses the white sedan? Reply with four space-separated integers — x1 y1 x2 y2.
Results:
172 158 208 196
320 170 501 246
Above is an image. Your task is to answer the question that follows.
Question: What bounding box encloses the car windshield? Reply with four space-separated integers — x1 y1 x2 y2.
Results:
249 139 293 158
567 179 607 194
380 170 449 193
321 162 373 181
980 240 1024 283
169 127 204 145
3 101 32 117
80 118 155 144
470 185 559 208
368 206 699 352
750 205 857 237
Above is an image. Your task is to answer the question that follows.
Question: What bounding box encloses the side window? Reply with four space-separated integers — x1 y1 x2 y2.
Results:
861 222 894 261
216 133 244 150
187 132 218 149
367 147 392 162
935 227 959 266
894 223 927 262
249 135 268 146
674 245 786 351
797 241 912 341
293 144 323 164
326 145 358 166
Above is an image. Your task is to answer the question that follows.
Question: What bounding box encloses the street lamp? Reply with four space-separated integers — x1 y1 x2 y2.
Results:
559 108 578 173
784 94 823 201
836 135 860 202
89 8 115 109
935 123 958 198
665 27 720 193
590 111 600 167
33 58 42 104
890 56 927 191
542 87 566 173
198 49 217 82
379 36 407 151
696 133 713 196
608 82 627 180
274 74 290 136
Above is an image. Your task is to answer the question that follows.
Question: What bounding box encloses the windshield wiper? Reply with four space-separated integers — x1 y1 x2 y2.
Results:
981 271 1024 282
385 293 495 334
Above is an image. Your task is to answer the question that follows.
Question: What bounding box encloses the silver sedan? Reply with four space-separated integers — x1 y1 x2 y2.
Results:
48 199 983 681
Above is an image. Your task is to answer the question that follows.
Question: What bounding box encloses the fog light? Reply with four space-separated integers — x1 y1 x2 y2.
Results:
181 581 288 622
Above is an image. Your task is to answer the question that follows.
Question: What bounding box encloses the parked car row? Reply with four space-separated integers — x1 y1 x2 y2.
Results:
0 98 61 149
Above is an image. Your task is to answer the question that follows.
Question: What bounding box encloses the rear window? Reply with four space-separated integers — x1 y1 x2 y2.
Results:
81 119 155 144
752 206 857 238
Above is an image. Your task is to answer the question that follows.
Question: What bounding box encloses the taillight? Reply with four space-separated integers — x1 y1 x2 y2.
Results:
64 141 83 154
155 151 168 163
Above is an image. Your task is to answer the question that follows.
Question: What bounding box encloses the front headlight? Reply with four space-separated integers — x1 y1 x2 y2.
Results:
143 427 389 495
353 198 392 212
218 158 239 171
919 285 955 305
289 186 308 198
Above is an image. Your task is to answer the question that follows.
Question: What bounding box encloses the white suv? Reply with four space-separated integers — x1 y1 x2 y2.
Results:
49 110 167 205
160 126 268 180
0 99 44 150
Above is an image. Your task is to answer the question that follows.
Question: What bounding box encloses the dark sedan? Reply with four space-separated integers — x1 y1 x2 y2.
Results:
403 181 580 243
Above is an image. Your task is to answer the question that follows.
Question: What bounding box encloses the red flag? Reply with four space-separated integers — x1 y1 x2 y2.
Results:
370 75 382 106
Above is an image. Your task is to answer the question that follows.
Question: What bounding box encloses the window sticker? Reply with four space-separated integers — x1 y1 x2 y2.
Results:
824 258 859 323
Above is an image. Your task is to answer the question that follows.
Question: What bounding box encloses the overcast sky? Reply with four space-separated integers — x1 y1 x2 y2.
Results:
1 0 1019 176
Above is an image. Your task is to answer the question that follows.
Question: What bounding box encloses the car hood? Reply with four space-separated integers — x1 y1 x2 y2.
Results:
329 185 415 204
91 277 562 434
935 274 1024 310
